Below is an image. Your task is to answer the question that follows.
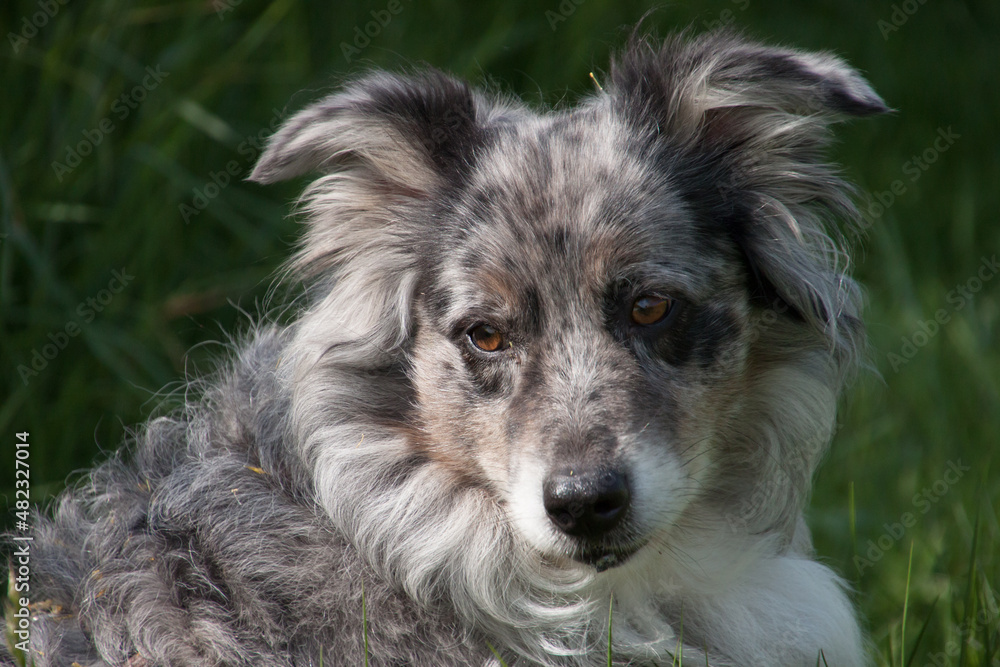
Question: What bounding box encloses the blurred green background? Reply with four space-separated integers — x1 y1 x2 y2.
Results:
1 0 997 664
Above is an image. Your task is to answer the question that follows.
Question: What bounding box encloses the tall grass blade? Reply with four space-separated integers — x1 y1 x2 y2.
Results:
486 641 509 667
901 540 914 667
849 481 858 566
904 595 939 667
956 502 981 667
607 594 613 667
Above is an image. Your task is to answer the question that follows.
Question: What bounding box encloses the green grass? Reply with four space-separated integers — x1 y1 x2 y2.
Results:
898 540 914 666
487 641 510 667
2 1 998 665
608 594 614 666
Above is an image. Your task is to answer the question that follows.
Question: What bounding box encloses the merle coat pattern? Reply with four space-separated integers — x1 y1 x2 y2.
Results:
10 29 887 667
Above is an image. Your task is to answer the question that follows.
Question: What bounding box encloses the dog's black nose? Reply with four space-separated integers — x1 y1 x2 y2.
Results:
543 467 629 538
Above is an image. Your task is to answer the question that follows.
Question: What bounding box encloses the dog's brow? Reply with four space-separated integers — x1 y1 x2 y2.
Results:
605 262 706 301
449 282 543 334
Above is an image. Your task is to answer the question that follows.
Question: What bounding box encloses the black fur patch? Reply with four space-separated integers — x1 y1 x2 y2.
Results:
362 71 486 181
547 226 570 255
688 306 742 369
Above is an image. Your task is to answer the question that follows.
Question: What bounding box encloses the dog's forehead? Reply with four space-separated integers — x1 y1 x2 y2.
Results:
439 111 733 305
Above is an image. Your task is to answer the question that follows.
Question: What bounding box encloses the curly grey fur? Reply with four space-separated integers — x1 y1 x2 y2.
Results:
8 28 886 667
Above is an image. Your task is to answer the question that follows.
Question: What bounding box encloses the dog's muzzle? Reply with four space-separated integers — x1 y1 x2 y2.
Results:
543 465 635 570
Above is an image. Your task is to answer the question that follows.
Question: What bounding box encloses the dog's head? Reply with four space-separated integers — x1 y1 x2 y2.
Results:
252 31 885 576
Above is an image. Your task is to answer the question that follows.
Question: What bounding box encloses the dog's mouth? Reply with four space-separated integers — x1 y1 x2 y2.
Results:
574 542 644 572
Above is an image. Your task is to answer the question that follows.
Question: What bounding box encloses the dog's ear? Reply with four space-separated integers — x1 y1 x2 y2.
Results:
607 30 887 358
249 71 509 285
249 70 485 195
607 30 887 135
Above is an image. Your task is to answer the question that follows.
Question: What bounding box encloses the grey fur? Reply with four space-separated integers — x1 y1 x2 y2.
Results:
9 29 885 667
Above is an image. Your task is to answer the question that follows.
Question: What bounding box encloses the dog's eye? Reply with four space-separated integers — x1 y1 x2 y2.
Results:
630 295 673 326
468 324 507 352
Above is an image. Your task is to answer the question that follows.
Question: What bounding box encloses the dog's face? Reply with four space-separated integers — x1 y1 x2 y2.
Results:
406 117 752 571
251 32 885 576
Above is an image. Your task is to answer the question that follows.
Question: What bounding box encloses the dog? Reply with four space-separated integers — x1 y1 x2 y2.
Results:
13 28 886 667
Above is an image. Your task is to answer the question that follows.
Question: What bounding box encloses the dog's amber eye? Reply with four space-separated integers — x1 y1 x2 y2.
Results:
631 295 672 326
469 324 506 352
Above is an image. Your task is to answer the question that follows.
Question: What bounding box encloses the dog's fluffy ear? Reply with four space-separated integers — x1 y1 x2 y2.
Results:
249 70 485 195
607 30 887 362
249 71 510 286
608 30 887 135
